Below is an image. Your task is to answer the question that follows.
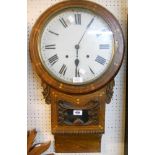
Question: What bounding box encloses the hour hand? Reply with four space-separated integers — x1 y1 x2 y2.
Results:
75 67 78 77
75 59 80 77
75 59 79 66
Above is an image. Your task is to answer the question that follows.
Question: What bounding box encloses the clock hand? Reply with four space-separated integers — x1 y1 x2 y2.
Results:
74 45 80 77
75 58 80 77
74 17 95 77
77 16 95 45
75 44 80 58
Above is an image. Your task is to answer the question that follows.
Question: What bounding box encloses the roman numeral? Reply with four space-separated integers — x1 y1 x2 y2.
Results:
89 67 95 74
99 44 110 49
95 55 106 65
59 18 68 28
59 64 67 75
45 44 56 49
49 30 59 36
75 14 81 25
48 54 58 66
75 68 80 77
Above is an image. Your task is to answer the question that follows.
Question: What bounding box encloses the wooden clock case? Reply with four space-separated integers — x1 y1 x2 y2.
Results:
29 0 125 153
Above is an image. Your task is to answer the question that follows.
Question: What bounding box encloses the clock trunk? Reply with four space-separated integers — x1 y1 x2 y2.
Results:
42 82 114 153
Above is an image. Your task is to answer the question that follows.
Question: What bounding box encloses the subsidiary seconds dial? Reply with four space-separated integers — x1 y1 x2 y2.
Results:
40 8 114 85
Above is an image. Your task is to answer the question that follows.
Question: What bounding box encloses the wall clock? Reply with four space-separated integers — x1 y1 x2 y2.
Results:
29 0 125 153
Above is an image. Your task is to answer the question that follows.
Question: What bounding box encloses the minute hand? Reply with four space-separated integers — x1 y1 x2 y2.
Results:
77 16 95 45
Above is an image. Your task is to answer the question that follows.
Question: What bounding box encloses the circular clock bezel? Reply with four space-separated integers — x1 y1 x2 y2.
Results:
29 0 125 94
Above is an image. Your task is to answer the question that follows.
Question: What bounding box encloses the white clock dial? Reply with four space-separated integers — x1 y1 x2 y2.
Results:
40 8 114 85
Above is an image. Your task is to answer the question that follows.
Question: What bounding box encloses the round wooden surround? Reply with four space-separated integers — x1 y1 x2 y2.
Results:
29 0 125 94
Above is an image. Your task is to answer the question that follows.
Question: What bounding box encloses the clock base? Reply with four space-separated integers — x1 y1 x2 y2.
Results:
55 134 102 153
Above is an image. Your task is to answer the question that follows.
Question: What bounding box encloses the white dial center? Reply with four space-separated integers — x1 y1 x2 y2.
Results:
40 8 114 85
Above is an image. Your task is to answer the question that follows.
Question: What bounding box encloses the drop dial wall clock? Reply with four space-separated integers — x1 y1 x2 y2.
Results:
29 0 125 153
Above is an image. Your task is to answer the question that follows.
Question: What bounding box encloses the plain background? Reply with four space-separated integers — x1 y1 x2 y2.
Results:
0 0 155 155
